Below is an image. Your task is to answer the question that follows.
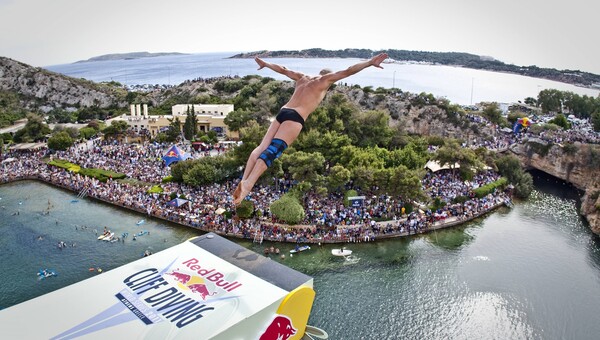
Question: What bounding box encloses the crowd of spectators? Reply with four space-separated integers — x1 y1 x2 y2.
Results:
1 138 512 244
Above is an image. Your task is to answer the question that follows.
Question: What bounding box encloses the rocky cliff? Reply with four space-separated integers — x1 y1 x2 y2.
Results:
511 140 600 233
0 57 126 110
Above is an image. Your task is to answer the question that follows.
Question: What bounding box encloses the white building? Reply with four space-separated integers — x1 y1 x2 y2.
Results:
113 104 238 139
171 104 234 117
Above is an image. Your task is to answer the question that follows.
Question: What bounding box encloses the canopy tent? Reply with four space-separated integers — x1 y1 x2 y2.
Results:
215 207 226 215
167 198 189 207
162 145 190 166
424 160 460 173
8 142 47 151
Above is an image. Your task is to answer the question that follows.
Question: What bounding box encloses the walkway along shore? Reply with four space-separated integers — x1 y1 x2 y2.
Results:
2 176 509 244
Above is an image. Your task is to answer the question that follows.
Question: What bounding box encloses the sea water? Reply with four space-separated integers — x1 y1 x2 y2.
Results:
46 53 600 105
2 173 600 339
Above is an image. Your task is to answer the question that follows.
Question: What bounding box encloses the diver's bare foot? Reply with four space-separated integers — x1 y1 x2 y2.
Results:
233 181 251 206
233 182 242 204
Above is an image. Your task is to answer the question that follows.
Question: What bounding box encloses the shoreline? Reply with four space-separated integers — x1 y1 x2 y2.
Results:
1 177 509 244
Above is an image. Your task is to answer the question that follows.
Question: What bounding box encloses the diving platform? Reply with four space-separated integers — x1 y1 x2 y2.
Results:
0 233 316 339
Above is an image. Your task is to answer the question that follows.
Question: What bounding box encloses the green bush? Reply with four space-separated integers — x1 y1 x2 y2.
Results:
270 194 305 225
472 178 508 198
452 195 469 204
78 168 126 182
562 142 578 156
48 158 125 182
430 197 446 211
343 189 359 207
236 200 254 219
48 159 80 172
148 185 164 194
403 202 413 214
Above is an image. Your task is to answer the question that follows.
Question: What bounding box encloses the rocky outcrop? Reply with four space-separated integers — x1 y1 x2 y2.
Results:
511 140 600 233
0 57 126 110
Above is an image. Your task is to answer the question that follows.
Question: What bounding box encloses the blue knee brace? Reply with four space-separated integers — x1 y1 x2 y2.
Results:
258 138 288 167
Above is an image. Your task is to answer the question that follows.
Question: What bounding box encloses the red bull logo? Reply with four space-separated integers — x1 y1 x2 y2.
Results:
166 150 177 157
181 258 243 293
187 283 217 300
164 259 243 301
166 269 191 284
166 269 218 300
260 315 296 340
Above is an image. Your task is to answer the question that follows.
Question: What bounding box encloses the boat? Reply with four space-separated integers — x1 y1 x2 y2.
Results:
332 248 352 257
37 269 57 279
136 230 148 237
97 233 110 240
136 219 145 226
290 245 311 254
102 232 115 241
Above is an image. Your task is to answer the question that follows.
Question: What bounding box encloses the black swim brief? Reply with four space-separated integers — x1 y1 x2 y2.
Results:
276 108 305 127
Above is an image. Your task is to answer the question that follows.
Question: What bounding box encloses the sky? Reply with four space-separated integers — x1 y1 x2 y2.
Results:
1 0 598 74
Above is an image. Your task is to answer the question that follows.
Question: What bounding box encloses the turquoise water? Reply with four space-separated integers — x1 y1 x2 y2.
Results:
2 178 600 339
0 181 202 308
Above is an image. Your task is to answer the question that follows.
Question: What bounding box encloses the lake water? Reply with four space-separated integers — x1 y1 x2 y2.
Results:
46 53 600 105
1 173 600 339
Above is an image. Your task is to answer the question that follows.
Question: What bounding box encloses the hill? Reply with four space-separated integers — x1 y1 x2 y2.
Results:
76 52 187 63
231 48 600 88
0 56 127 127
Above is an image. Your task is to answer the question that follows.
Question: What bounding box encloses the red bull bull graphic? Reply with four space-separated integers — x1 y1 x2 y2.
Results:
162 145 190 166
260 315 297 340
187 283 217 300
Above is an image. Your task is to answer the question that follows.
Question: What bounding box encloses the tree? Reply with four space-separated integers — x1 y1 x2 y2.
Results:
270 194 305 225
495 154 533 198
482 102 503 125
249 84 277 125
13 114 51 143
231 120 266 166
281 151 325 183
592 111 600 132
537 89 563 113
433 140 483 179
183 162 218 186
47 131 74 150
170 159 200 183
346 110 392 147
388 166 423 201
183 106 198 140
102 120 129 137
165 117 182 142
79 127 97 140
294 130 352 167
235 200 254 219
326 165 351 191
224 108 252 132
524 97 537 106
548 114 571 130
47 108 76 124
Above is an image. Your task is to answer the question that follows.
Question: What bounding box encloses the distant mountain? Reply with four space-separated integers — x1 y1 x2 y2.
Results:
76 51 187 63
231 48 600 88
